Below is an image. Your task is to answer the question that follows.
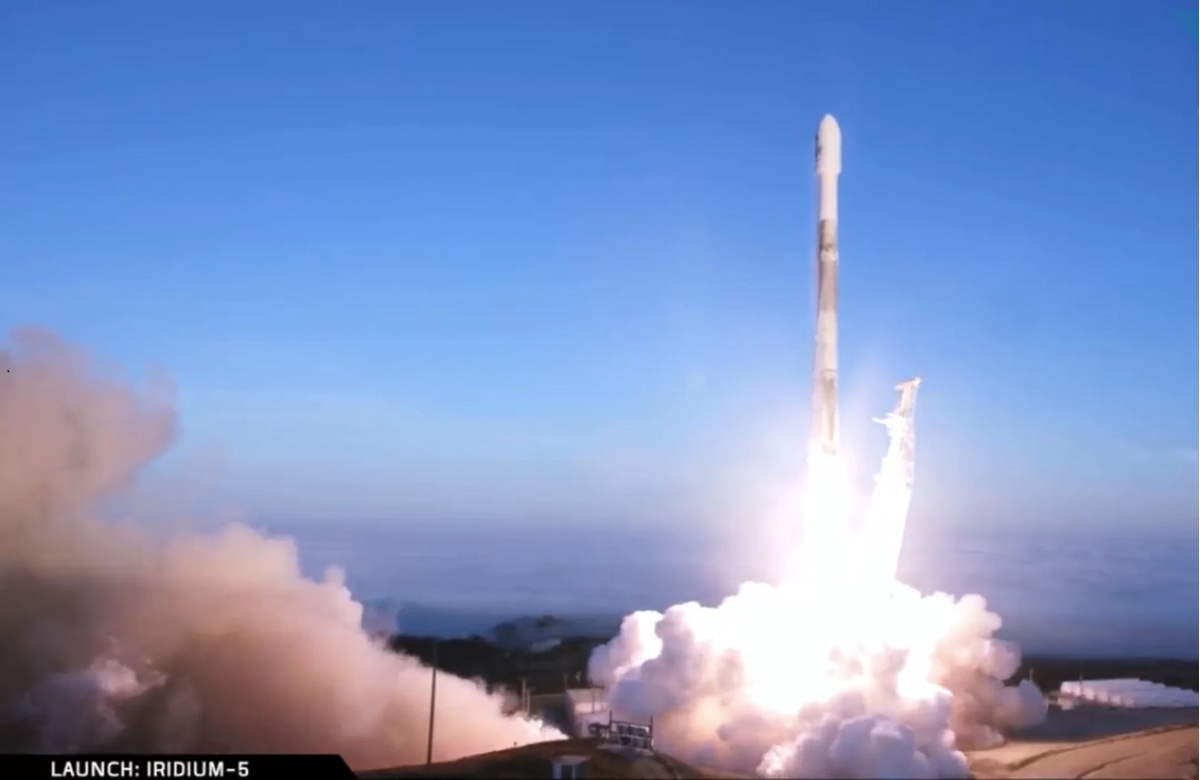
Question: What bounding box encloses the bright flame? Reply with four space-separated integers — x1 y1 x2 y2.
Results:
589 396 1048 779
797 446 856 593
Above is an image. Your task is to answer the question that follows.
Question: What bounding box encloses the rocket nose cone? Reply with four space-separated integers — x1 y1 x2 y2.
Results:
818 114 841 143
816 114 842 175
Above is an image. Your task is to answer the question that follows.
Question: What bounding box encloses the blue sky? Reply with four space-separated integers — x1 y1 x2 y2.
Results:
2 1 1196 537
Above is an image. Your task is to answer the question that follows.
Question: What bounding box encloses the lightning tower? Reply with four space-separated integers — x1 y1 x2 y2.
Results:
876 378 923 490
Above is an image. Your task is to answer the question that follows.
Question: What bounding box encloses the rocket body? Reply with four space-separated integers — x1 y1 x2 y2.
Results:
813 115 842 457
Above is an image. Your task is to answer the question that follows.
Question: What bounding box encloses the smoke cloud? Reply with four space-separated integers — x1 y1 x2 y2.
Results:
589 426 1048 780
0 328 562 767
589 582 1047 778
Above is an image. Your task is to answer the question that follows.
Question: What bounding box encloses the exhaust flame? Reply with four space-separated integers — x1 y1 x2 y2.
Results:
590 383 1047 779
797 447 855 593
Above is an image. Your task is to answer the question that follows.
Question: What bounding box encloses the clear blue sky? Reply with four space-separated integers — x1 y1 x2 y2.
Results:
2 1 1195 535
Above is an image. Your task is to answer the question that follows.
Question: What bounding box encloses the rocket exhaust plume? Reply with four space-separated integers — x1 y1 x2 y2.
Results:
589 117 1047 779
0 328 563 765
854 378 922 596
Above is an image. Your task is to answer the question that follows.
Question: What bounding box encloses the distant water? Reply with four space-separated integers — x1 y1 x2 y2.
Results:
270 520 1198 660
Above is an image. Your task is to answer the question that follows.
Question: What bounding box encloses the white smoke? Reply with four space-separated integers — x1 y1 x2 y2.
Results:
589 407 1047 779
590 583 1047 778
0 328 564 767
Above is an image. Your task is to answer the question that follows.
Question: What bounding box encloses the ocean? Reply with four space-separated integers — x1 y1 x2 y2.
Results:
272 520 1198 660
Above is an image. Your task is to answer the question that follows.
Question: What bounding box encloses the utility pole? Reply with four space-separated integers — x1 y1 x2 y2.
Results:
426 639 438 766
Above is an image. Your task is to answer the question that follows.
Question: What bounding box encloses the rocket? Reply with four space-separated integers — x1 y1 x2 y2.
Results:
812 114 842 457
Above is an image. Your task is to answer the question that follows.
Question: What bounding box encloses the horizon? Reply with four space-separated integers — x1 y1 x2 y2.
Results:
263 516 1198 661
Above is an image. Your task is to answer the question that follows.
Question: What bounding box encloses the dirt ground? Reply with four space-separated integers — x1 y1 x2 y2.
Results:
970 708 1199 779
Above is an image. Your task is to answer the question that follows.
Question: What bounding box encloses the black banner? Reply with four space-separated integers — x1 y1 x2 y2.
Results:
0 755 356 780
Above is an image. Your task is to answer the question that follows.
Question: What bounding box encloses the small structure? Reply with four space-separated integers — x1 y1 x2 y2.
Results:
605 719 653 753
551 755 590 779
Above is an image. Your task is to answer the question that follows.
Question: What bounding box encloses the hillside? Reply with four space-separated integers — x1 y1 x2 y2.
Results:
358 723 1198 780
376 632 1198 779
969 723 1198 779
359 738 748 779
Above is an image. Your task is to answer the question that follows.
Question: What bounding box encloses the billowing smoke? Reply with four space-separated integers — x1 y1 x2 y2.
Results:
589 402 1047 779
590 583 1047 778
0 328 563 767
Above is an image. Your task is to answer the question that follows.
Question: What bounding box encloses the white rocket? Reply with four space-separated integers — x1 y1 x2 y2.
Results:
812 114 842 456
